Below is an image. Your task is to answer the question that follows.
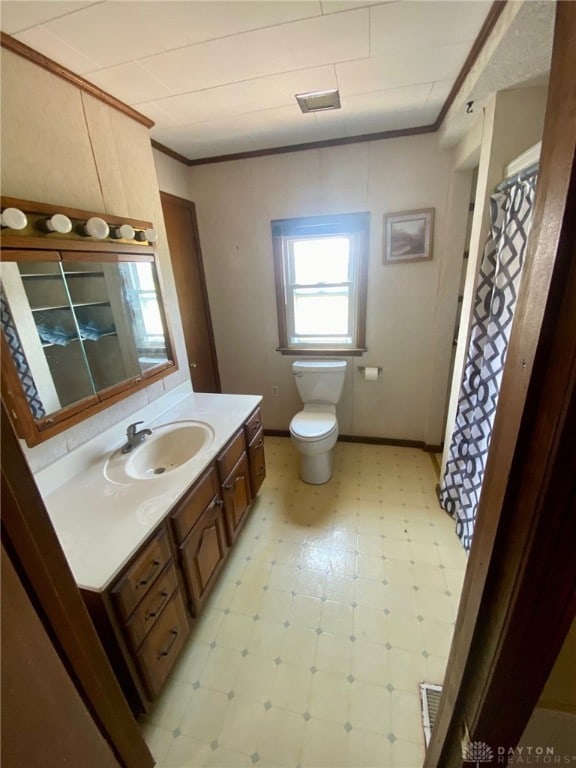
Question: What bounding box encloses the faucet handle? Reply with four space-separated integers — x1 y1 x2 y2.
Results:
127 420 144 437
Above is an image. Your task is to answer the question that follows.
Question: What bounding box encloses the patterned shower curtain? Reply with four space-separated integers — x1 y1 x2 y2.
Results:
439 172 538 551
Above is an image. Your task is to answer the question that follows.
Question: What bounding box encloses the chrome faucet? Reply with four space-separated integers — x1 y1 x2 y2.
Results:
121 421 152 453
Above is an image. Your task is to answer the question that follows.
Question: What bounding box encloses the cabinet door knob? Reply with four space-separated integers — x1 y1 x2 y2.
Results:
223 483 232 491
190 362 198 369
215 497 224 507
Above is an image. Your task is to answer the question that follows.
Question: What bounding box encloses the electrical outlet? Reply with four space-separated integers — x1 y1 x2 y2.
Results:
271 385 280 397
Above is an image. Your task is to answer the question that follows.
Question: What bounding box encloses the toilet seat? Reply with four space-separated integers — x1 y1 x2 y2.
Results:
290 411 337 441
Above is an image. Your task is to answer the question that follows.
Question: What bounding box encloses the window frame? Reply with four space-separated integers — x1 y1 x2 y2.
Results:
271 213 369 356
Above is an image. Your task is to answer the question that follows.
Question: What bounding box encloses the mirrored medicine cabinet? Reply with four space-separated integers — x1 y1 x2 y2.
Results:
1 198 178 447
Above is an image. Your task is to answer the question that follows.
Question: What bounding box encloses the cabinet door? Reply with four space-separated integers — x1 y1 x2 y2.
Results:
222 453 252 545
178 496 228 616
248 429 266 497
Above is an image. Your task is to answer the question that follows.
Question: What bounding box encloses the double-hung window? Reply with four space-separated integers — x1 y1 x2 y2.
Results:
271 213 369 354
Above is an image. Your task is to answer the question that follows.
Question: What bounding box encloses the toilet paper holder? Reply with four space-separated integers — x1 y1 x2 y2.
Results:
357 366 383 373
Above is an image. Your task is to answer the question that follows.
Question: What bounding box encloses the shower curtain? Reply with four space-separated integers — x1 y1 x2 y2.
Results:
439 171 538 551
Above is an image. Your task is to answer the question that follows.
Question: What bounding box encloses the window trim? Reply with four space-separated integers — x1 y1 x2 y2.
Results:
271 213 369 356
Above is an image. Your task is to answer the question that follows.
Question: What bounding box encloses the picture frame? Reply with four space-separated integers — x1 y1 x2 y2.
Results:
383 208 434 264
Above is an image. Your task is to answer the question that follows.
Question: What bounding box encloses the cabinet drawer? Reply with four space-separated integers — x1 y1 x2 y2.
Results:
136 589 190 699
248 428 266 497
216 429 246 481
123 562 179 651
171 466 220 543
244 407 263 444
112 526 172 622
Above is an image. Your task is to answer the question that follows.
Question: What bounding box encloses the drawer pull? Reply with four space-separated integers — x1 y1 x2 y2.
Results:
138 559 161 588
157 628 179 659
255 439 263 448
251 420 261 430
223 483 232 491
235 475 245 484
145 591 169 621
215 497 224 507
256 468 265 477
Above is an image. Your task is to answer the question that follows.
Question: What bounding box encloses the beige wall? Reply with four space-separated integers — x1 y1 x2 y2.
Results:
155 134 470 445
1 49 190 472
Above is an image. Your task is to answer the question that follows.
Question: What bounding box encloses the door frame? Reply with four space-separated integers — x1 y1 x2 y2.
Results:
425 2 576 764
160 190 221 392
1 404 154 768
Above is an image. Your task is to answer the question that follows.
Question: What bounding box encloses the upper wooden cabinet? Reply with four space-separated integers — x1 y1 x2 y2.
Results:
0 198 177 446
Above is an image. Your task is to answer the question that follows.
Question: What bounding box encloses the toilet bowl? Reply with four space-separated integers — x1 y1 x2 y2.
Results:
289 361 346 484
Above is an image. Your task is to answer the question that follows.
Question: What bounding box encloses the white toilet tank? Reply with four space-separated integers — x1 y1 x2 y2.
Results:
293 361 346 404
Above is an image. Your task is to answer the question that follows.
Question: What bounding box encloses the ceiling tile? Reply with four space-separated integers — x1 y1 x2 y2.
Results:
321 1 388 13
427 80 453 109
139 9 369 94
370 1 492 56
0 1 93 34
138 66 337 124
87 62 173 104
41 1 323 69
403 42 470 84
14 25 100 75
336 56 408 97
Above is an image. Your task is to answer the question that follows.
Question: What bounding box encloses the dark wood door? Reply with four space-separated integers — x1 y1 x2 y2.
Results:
1 543 120 768
160 191 220 392
222 453 252 544
178 496 228 616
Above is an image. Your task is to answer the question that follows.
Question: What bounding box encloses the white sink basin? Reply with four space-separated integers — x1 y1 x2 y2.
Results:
104 421 214 484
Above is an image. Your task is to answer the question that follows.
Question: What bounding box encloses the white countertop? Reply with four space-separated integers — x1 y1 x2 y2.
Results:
41 390 262 592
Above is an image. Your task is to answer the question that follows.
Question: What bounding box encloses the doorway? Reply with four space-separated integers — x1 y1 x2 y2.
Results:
160 191 221 393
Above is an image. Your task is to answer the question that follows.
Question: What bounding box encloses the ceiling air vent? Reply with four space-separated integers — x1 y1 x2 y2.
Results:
295 89 341 113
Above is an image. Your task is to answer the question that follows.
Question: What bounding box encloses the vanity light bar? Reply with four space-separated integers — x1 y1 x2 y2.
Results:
0 206 157 245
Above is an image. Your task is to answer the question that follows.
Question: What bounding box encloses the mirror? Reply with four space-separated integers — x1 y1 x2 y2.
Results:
0 256 173 425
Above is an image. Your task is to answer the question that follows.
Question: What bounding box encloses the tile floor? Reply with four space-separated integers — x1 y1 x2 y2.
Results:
142 438 467 768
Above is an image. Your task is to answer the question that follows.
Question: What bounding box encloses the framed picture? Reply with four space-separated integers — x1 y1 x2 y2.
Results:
383 208 434 264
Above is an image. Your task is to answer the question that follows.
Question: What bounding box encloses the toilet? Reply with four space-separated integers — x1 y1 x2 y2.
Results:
289 360 347 484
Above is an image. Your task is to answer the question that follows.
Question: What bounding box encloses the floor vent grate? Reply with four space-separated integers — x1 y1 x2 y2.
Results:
420 682 443 747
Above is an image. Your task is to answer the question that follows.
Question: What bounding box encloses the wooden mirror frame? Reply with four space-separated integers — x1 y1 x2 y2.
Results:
1 198 178 447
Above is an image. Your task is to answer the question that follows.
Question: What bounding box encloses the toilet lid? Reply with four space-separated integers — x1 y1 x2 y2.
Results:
290 411 337 440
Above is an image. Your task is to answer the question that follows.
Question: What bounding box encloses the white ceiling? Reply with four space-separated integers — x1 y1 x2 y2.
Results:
1 0 494 160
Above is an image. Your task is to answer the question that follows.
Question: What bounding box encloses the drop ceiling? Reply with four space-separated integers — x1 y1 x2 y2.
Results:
1 1 494 161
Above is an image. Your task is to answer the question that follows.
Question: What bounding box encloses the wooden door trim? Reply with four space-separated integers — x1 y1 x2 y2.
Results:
425 2 576 764
1 403 153 768
160 191 221 392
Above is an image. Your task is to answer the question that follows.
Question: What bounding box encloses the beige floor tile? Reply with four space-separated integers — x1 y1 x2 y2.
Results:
204 747 253 767
259 588 293 623
301 718 349 768
389 689 423 742
387 616 425 654
290 568 327 598
146 679 196 730
383 538 412 562
426 653 449 684
410 540 441 565
443 566 466 595
289 593 323 630
420 617 454 657
308 669 351 723
240 559 272 588
324 573 355 603
246 618 286 659
208 579 238 611
172 640 213 686
356 553 385 581
179 688 230 742
267 562 300 591
354 577 387 611
417 588 457 624
141 722 175 765
320 600 355 636
198 647 243 693
315 632 353 676
161 733 212 768
391 737 426 767
347 727 394 767
384 558 418 588
271 661 313 713
388 648 428 694
349 680 392 733
356 532 383 557
229 581 264 616
331 526 358 552
386 584 420 617
215 612 256 651
354 606 389 642
410 562 447 591
193 608 226 645
438 544 468 569
352 639 390 685
233 654 277 704
217 698 267 756
258 706 306 766
280 624 319 668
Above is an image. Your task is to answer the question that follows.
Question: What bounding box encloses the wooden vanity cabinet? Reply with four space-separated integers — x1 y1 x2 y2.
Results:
81 523 190 713
169 467 229 617
247 428 266 497
217 429 252 544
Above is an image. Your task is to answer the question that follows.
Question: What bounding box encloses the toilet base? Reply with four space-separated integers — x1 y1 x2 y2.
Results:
299 450 334 484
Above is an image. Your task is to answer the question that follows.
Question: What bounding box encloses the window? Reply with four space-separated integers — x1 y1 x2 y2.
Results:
271 213 369 354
